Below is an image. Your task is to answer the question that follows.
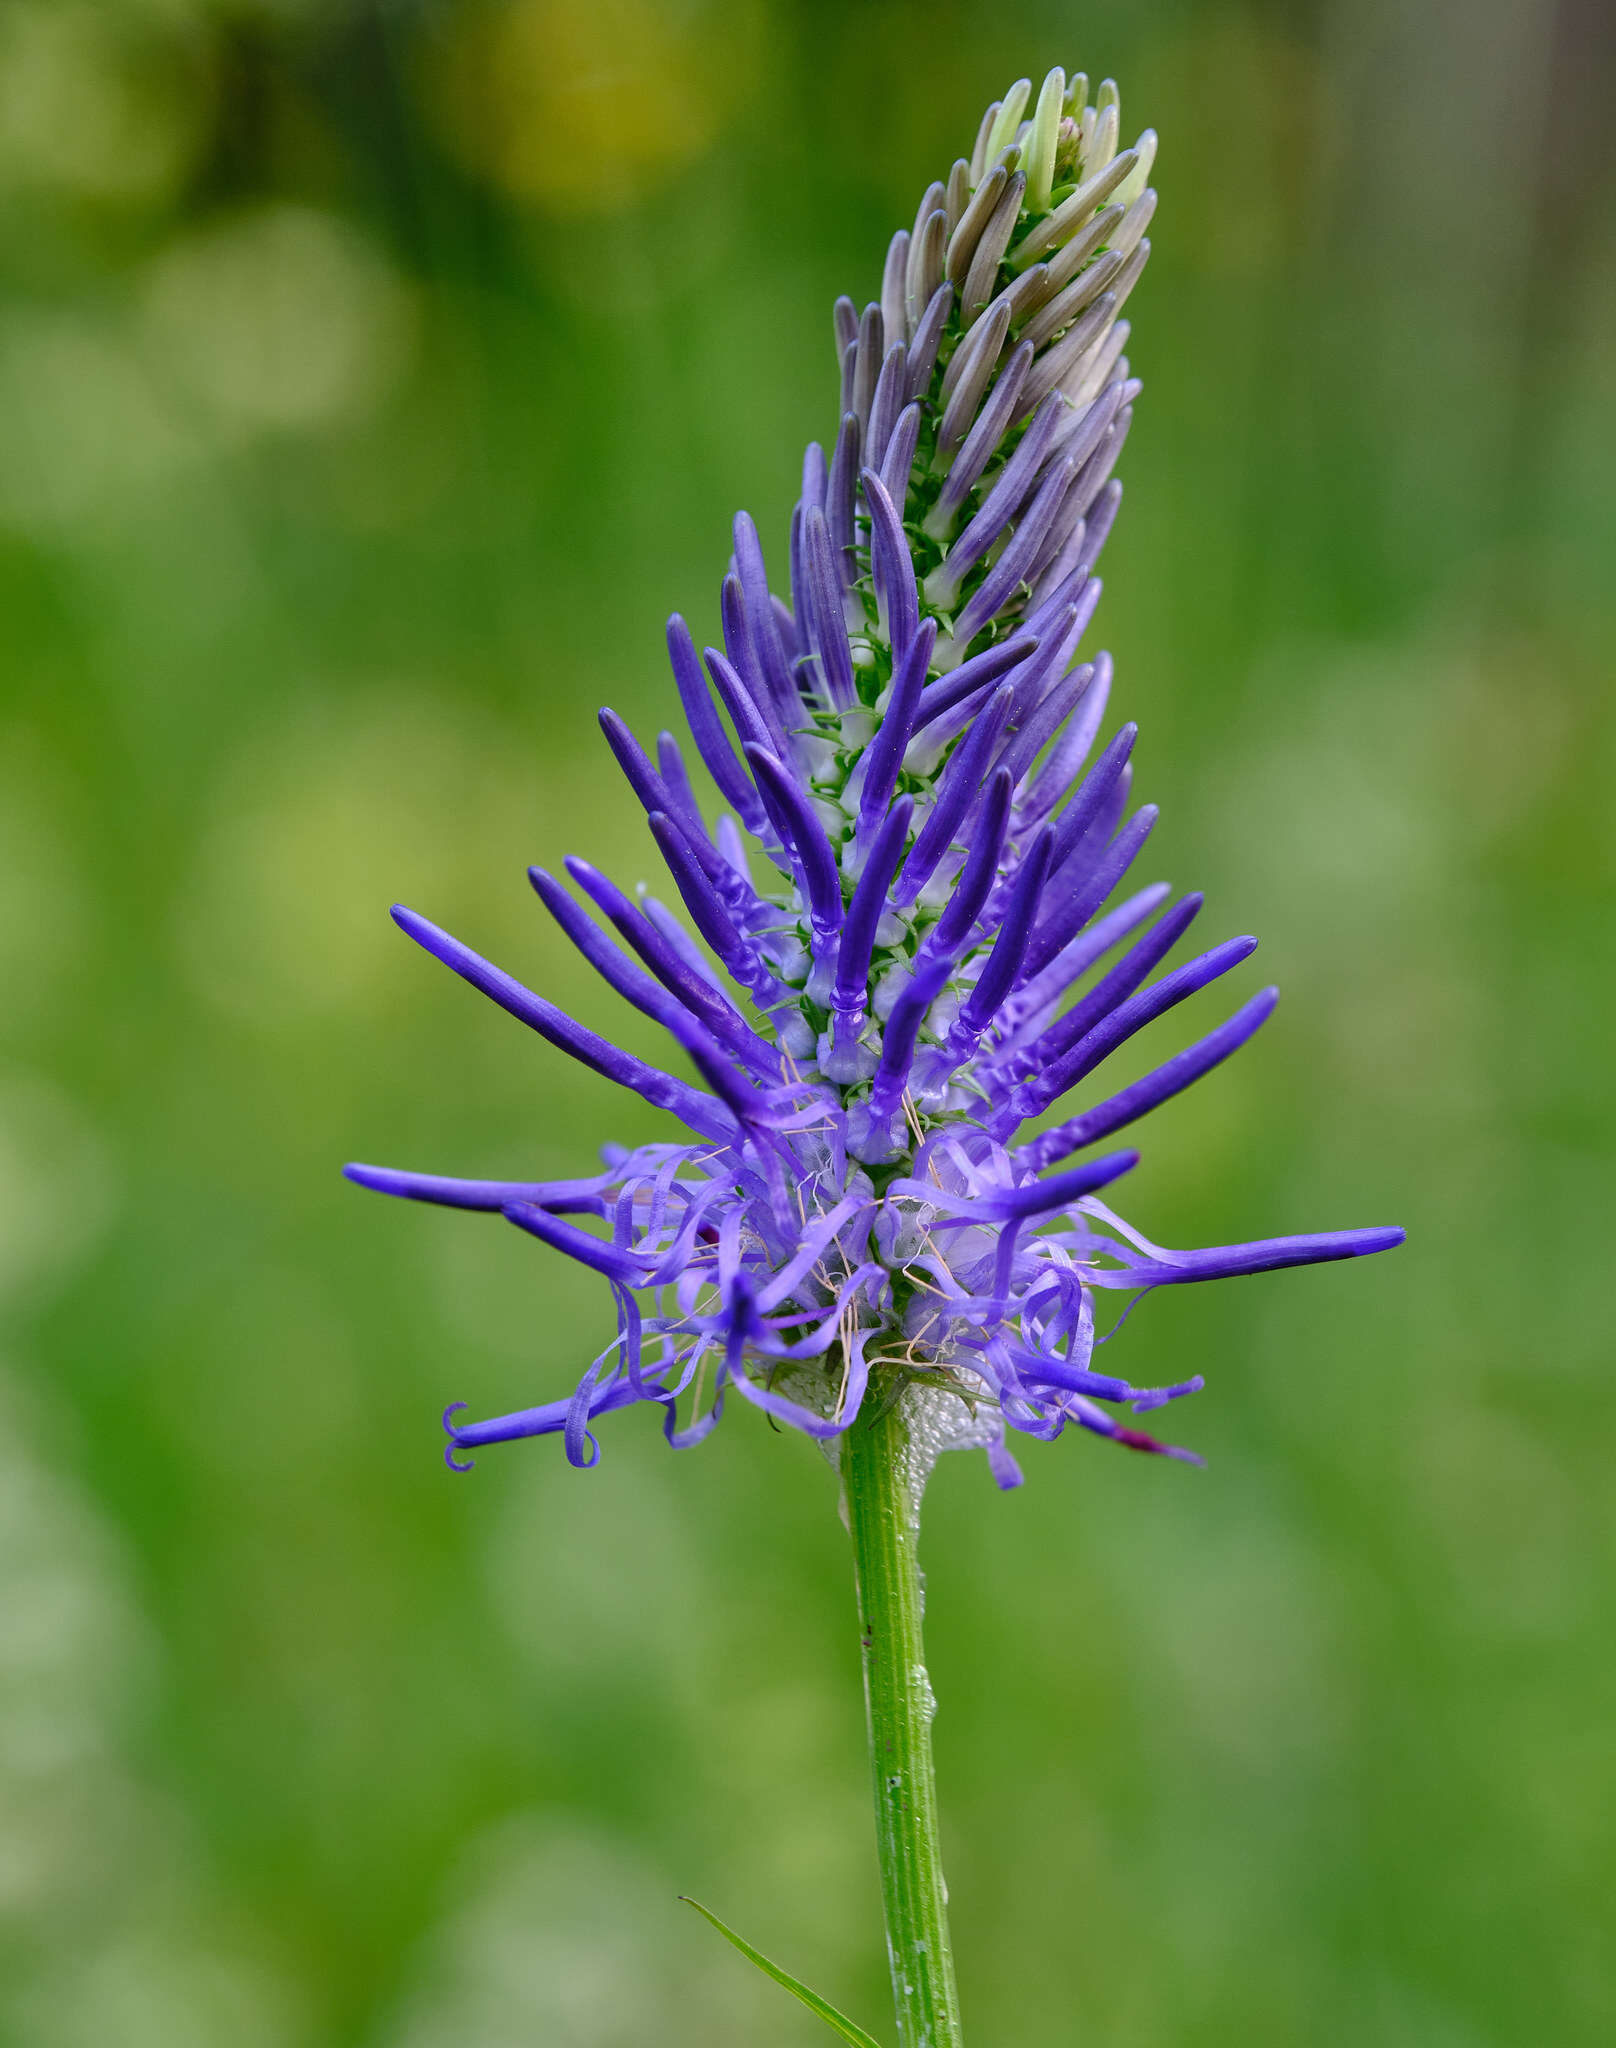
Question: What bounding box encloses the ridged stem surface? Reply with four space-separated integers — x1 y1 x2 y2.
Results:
843 1385 963 2048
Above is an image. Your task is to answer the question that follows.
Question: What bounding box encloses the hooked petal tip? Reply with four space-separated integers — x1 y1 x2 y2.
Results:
443 1402 475 1473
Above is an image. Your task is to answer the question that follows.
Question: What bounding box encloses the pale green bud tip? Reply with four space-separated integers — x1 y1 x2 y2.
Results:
1024 67 1067 213
982 77 1032 164
1114 128 1158 207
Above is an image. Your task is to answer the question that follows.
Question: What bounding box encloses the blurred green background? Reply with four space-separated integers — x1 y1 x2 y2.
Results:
2 0 1613 2041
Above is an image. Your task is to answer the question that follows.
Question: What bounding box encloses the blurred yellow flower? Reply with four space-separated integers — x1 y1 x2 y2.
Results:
420 0 762 214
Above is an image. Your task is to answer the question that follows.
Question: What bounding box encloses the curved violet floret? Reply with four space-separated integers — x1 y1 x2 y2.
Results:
348 76 1403 1486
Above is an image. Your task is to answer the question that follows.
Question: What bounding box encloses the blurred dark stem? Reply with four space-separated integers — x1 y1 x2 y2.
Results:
1503 0 1616 611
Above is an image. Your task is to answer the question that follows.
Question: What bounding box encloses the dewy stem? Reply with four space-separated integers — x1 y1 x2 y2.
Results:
842 1381 964 2048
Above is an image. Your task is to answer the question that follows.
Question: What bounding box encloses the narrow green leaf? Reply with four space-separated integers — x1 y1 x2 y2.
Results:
678 1896 888 2048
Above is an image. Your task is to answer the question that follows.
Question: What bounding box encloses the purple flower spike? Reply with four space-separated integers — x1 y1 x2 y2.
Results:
349 81 1402 1484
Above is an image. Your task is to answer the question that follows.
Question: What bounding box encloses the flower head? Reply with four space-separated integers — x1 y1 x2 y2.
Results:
347 69 1403 1485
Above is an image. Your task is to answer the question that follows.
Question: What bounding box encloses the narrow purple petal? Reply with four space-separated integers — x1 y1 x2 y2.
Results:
987 1436 1025 1489
904 283 953 400
862 468 919 660
865 344 908 473
1050 377 1127 481
665 616 765 831
390 905 726 1135
994 664 1090 792
743 744 843 937
937 297 1011 430
833 294 857 365
869 954 954 1110
888 1148 1137 1220
1032 933 1259 1111
343 1164 607 1213
800 441 827 515
803 506 857 708
879 401 923 508
992 606 1094 758
770 594 802 670
931 392 1065 597
1035 892 1204 1066
893 683 1014 905
655 732 706 836
1070 406 1132 522
1021 986 1281 1169
640 893 729 995
958 828 1053 1031
854 302 884 422
880 231 908 345
1057 758 1134 888
932 339 1033 511
721 574 789 755
643 813 762 990
1022 648 1112 824
855 622 934 842
948 455 1076 650
547 860 775 1073
597 706 677 822
908 633 1039 743
1081 478 1122 569
1024 802 1159 980
1078 1412 1205 1464
1116 1227 1407 1286
701 648 776 760
531 862 724 1044
446 1377 644 1457
1040 718 1138 862
836 796 914 1009
826 412 862 579
1000 883 1172 1037
1006 1354 1135 1402
652 1008 779 1130
595 713 750 904
503 1202 650 1282
992 1151 1141 1219
925 768 1011 959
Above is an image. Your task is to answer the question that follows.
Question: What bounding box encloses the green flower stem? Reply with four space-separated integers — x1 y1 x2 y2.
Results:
842 1382 964 2048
